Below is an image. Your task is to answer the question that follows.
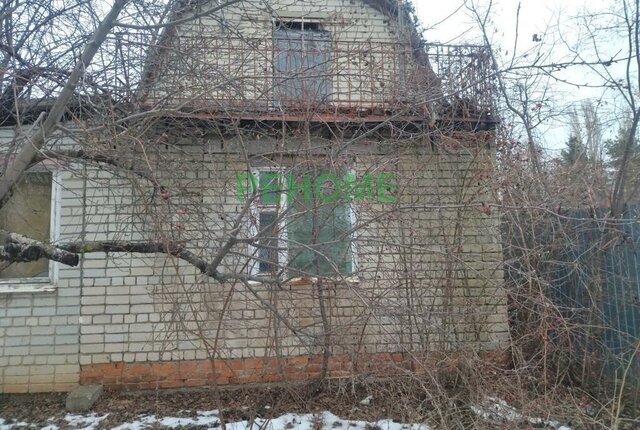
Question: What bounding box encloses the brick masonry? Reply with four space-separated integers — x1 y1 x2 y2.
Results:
0 135 509 392
80 351 510 390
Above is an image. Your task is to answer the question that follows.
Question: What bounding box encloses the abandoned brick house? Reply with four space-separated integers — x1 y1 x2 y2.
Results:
0 0 508 393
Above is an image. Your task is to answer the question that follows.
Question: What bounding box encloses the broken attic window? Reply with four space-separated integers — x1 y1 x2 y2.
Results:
274 21 323 32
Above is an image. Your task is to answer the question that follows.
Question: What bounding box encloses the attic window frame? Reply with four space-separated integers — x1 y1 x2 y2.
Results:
273 20 324 32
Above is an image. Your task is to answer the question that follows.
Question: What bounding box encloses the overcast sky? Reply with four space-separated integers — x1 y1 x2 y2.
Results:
412 0 626 153
414 0 596 45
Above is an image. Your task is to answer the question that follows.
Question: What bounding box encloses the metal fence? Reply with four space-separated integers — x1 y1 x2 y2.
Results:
504 206 640 410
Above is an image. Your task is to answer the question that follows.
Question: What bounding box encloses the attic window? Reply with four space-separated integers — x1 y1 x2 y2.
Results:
274 20 323 32
273 19 331 103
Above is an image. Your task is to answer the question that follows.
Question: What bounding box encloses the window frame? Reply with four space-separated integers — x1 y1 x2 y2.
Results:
248 168 289 277
0 169 60 294
248 167 358 281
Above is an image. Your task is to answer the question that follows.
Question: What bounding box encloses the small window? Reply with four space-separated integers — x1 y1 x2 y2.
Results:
275 21 323 32
257 211 279 273
0 171 53 281
251 170 286 276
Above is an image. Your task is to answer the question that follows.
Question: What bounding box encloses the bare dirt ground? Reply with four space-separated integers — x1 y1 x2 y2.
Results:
1 381 432 429
0 378 636 429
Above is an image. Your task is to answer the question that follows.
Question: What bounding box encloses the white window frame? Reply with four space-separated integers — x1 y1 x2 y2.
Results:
347 179 359 275
248 168 288 277
248 166 358 280
0 169 60 294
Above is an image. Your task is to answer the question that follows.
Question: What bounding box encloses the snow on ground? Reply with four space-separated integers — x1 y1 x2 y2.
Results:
1 414 108 430
472 397 572 430
0 398 575 430
0 411 431 430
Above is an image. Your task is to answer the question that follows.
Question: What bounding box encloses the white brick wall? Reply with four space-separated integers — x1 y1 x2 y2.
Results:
0 291 80 392
1 135 508 392
62 138 507 366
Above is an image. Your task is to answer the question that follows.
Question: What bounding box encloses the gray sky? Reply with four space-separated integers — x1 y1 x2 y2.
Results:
413 0 627 153
415 0 595 45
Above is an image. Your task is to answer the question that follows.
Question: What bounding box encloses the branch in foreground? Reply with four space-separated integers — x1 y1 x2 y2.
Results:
2 233 310 341
0 0 130 209
1 233 279 285
34 149 163 191
1 230 79 266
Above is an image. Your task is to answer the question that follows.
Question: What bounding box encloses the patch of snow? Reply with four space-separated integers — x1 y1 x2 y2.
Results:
0 410 431 430
64 413 109 430
257 412 430 430
159 414 221 428
110 414 159 430
0 418 29 430
359 395 373 406
197 410 219 417
472 397 572 430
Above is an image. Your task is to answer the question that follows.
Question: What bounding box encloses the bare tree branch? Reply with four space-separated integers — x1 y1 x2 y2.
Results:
1 230 79 266
0 0 130 209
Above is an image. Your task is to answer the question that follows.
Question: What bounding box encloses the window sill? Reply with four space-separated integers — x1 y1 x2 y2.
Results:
0 280 56 294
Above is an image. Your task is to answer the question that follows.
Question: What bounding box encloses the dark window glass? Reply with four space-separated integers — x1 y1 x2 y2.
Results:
286 168 353 276
258 211 279 274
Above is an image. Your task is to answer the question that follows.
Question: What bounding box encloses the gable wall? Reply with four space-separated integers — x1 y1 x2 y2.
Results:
145 0 429 109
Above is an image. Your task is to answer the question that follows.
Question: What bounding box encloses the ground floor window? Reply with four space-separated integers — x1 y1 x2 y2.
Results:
0 171 53 281
244 167 355 278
